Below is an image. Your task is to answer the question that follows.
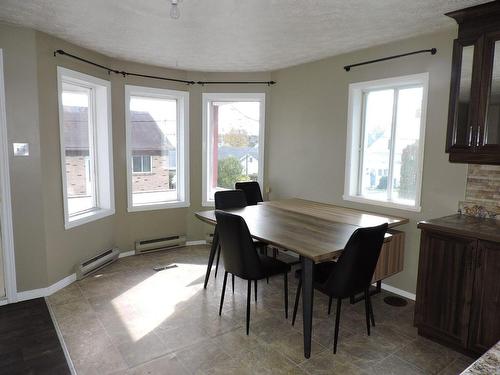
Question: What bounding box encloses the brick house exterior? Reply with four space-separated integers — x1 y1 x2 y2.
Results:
63 106 175 197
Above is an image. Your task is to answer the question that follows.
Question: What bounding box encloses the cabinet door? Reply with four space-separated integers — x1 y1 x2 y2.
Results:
468 240 500 354
446 38 484 152
415 230 476 348
478 31 500 156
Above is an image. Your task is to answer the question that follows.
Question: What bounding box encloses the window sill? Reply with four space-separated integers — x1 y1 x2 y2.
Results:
128 200 190 212
342 195 421 213
65 208 115 230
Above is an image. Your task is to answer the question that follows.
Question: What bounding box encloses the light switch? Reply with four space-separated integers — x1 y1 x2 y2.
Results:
13 143 29 156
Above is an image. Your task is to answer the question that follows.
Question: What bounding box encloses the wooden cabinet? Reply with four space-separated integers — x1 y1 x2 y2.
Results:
416 223 500 356
415 231 476 349
469 240 500 353
445 2 500 164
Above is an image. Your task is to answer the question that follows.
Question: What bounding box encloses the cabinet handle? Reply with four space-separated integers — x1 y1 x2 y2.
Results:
468 126 473 146
476 126 481 147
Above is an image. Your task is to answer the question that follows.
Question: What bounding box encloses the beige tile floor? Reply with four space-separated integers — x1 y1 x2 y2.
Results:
48 245 475 375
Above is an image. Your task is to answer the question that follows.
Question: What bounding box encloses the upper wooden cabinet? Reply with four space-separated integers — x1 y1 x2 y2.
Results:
446 2 500 164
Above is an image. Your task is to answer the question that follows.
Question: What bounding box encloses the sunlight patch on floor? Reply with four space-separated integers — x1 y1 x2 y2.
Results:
111 262 206 342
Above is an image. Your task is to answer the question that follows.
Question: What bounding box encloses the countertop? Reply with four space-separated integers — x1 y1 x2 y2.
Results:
461 340 500 375
418 214 500 243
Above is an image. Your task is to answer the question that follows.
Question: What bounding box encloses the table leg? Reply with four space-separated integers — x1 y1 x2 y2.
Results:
204 227 219 289
301 257 314 358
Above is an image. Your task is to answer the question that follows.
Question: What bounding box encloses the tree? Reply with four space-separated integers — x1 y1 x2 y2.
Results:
399 141 419 199
217 157 248 189
223 128 249 147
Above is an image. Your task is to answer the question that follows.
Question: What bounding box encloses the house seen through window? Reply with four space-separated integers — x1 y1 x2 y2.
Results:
202 93 265 205
344 74 428 211
125 85 189 211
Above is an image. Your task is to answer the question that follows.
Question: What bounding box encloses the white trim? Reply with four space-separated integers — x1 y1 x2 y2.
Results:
125 85 190 212
57 66 115 230
344 73 429 212
381 282 416 301
45 298 77 374
343 195 422 213
17 273 76 302
0 49 17 303
0 298 8 306
118 250 135 258
201 92 266 206
186 240 207 246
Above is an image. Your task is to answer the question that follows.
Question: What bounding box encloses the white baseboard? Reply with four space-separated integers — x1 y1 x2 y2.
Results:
380 283 416 301
0 298 8 306
118 250 135 258
186 240 207 246
17 273 77 302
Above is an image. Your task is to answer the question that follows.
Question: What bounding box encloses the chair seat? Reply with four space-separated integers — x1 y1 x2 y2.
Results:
259 254 291 277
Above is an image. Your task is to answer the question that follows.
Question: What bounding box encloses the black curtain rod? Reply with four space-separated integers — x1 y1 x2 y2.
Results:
54 49 276 86
344 48 437 71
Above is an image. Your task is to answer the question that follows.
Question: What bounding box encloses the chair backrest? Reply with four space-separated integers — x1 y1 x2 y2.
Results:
234 181 263 206
214 189 247 210
215 210 263 280
324 223 388 298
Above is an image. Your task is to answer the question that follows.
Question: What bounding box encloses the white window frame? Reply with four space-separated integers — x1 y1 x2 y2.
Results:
57 67 115 229
343 73 429 212
125 85 189 212
202 93 266 206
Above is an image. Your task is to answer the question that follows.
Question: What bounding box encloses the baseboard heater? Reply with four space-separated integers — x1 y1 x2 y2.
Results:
76 248 120 280
135 234 186 255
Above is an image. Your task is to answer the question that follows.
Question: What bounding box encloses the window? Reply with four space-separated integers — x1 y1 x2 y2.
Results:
57 67 114 229
132 155 152 173
125 85 189 211
202 93 265 206
344 73 428 211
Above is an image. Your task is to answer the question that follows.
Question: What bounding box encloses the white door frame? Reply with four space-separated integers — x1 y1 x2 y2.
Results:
0 49 17 304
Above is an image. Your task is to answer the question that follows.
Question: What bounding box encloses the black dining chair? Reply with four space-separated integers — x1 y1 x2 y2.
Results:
234 181 263 206
291 223 388 353
215 210 291 335
212 190 267 294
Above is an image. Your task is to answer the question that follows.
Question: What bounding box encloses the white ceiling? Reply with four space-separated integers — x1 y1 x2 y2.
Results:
0 0 491 72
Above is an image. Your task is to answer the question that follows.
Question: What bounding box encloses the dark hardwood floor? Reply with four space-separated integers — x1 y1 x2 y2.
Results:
0 298 70 374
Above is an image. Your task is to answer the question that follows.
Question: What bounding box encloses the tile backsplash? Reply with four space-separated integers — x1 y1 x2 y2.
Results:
458 164 500 219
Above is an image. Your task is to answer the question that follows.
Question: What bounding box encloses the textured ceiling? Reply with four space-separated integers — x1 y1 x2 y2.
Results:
0 0 491 72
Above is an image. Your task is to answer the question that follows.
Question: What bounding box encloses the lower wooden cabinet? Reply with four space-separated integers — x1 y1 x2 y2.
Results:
415 228 500 355
468 240 500 353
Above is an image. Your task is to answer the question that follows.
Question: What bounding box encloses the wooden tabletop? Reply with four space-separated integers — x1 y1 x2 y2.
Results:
195 199 408 263
263 198 409 228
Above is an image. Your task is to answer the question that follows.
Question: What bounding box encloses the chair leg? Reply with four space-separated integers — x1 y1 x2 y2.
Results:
284 272 289 319
219 271 228 316
368 293 375 327
254 280 257 302
214 245 221 278
292 277 302 326
232 274 235 294
246 280 251 335
328 296 333 315
333 298 342 354
266 276 269 284
364 289 371 336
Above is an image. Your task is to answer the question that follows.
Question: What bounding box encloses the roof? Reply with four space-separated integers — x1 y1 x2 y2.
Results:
63 106 174 152
218 146 259 161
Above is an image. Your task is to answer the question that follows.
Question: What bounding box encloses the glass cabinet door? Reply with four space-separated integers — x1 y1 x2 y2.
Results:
481 36 500 150
447 41 478 151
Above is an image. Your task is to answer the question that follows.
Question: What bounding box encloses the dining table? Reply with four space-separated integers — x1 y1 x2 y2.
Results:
195 198 409 358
